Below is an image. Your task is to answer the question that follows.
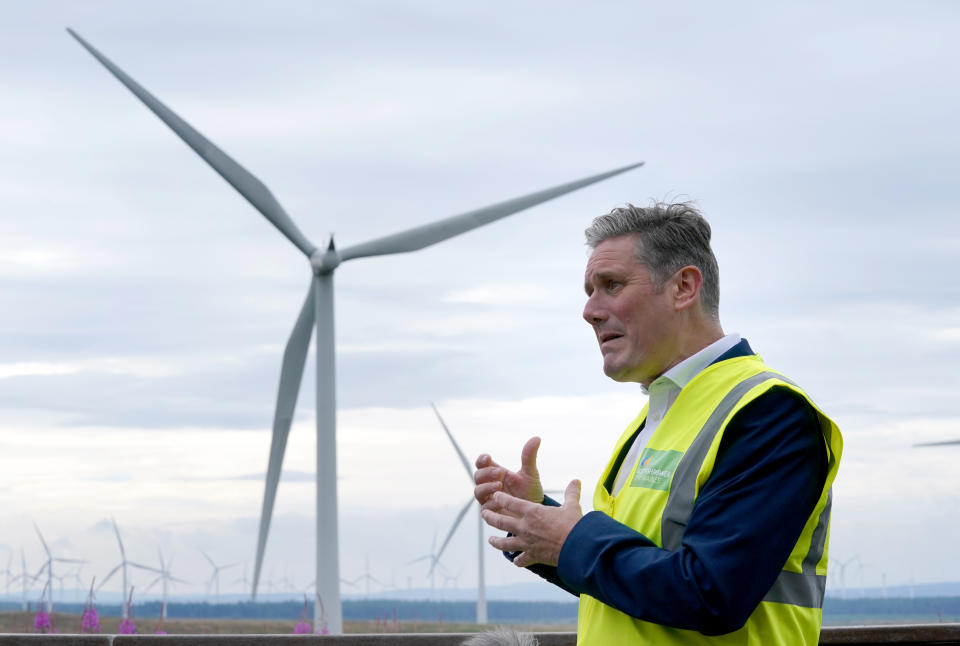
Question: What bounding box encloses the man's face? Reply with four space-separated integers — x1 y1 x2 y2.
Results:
582 235 677 385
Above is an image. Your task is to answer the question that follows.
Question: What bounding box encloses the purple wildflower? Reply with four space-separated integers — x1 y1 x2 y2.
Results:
80 607 101 633
118 618 137 634
293 620 311 634
33 609 52 633
81 578 100 634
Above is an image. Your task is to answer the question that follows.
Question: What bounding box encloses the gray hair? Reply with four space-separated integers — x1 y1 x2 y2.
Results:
585 201 720 319
460 627 539 646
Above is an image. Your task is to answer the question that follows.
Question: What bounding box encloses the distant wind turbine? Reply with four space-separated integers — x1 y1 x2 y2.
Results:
430 403 488 623
201 550 237 604
349 556 383 599
67 27 643 634
407 531 443 598
98 519 158 619
32 524 84 613
144 549 189 619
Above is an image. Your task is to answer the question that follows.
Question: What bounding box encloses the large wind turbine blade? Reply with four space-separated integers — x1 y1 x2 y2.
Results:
339 162 643 262
430 402 472 479
432 498 474 574
253 284 316 598
914 439 960 446
66 29 317 258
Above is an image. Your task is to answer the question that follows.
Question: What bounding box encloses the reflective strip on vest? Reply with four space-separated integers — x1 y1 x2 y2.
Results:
660 371 797 550
658 370 829 608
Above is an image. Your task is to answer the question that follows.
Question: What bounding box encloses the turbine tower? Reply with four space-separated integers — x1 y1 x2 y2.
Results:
430 403 488 623
67 28 643 634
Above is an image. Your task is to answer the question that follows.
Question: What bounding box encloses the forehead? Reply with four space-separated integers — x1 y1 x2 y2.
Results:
585 235 643 276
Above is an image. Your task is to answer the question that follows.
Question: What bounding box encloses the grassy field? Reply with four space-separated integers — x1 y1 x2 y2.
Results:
0 611 575 635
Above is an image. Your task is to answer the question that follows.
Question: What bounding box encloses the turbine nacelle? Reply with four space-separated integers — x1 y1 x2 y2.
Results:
310 238 341 275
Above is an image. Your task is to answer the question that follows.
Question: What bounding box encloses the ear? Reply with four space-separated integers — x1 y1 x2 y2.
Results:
671 265 703 311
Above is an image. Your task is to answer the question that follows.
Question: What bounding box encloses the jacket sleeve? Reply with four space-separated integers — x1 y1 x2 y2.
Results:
554 388 828 634
502 495 582 596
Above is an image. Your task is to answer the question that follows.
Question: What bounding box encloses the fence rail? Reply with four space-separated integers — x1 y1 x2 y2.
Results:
2 625 960 645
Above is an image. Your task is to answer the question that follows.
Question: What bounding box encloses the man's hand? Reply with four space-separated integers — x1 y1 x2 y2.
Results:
474 436 544 506
481 479 583 568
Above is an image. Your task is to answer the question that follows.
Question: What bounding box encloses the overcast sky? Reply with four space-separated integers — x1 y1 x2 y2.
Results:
2 1 960 605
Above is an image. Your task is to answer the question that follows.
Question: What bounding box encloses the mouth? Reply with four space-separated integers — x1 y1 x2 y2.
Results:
598 332 623 346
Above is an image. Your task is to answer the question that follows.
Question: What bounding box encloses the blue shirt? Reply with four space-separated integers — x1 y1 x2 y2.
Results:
510 339 828 635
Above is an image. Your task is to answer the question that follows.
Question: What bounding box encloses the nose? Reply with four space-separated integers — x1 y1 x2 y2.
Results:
582 292 607 325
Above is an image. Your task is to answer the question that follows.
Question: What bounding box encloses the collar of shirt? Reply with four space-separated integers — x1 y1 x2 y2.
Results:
641 333 742 426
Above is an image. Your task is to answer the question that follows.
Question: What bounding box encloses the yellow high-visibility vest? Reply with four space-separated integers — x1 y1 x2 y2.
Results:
577 354 843 645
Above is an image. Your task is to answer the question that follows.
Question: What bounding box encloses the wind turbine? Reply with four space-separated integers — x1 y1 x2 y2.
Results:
144 548 189 619
33 524 84 613
830 555 859 600
407 531 443 599
201 550 237 604
430 403 488 623
67 28 643 634
98 519 158 619
349 556 383 600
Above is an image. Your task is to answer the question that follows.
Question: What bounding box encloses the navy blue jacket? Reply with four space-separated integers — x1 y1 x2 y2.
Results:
508 339 828 635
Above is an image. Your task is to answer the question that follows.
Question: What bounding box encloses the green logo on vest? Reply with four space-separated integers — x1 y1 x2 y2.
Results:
631 448 684 491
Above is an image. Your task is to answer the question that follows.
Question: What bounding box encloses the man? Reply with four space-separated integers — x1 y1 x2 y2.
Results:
474 202 842 645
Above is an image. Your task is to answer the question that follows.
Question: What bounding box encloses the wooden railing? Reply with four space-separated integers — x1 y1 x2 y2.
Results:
2 624 960 645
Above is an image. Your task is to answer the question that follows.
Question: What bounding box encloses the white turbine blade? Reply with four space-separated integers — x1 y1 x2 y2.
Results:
52 557 85 565
433 498 474 572
914 439 960 446
339 162 644 262
430 402 472 479
111 518 126 560
129 562 161 573
98 565 122 590
253 283 316 598
66 29 318 258
32 524 51 558
144 576 163 593
200 550 217 569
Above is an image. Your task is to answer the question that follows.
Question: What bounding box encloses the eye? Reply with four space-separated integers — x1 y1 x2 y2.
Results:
606 280 621 292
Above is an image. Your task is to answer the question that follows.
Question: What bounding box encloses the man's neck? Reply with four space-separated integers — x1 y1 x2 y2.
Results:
643 319 725 388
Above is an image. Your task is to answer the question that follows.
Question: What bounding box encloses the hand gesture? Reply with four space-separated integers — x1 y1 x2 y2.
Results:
474 436 544 506
483 479 583 567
